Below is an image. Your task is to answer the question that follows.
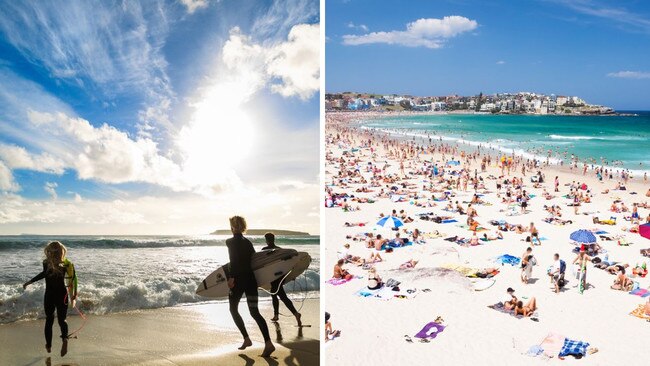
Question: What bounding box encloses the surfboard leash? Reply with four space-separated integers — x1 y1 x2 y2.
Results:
64 292 88 339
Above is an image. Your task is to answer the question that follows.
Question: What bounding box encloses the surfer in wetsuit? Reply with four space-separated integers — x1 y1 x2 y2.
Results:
225 216 275 357
262 232 302 326
23 241 77 357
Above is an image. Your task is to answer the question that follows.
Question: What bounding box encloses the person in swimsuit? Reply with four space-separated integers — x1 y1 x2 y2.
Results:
225 216 274 357
514 297 537 317
333 259 352 280
261 233 301 326
23 241 77 357
504 288 518 310
367 268 383 290
572 248 592 291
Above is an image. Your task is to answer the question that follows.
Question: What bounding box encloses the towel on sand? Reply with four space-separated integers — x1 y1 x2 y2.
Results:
495 254 521 266
414 322 446 339
629 304 650 320
629 288 650 298
326 277 358 286
558 338 590 358
540 333 566 358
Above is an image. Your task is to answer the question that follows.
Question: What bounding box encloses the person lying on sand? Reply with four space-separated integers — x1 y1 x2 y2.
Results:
399 259 419 270
514 297 537 317
482 231 504 241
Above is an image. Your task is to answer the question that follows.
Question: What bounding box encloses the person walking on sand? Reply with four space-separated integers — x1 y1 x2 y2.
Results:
23 241 77 357
262 232 302 327
572 246 591 294
225 216 275 357
554 176 560 192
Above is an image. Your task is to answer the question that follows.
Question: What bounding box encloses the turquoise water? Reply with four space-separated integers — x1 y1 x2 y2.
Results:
361 111 650 174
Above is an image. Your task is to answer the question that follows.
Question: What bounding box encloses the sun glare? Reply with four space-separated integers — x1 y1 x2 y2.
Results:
178 83 256 185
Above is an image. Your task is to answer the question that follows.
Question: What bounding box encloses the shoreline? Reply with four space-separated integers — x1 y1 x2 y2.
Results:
327 110 650 180
0 299 319 365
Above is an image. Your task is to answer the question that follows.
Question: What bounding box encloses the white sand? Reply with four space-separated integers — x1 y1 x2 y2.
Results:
0 299 319 365
324 112 650 365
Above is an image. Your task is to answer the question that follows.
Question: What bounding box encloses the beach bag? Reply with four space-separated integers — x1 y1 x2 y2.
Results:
530 256 537 266
385 278 401 288
560 260 566 274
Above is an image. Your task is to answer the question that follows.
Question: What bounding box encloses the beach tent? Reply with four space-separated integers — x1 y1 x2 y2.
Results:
569 229 597 244
376 216 404 229
640 223 650 240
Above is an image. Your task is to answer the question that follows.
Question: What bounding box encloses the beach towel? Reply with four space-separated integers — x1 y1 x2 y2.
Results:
629 288 650 298
326 277 358 286
629 304 650 320
441 219 458 224
354 287 382 298
595 230 609 235
488 302 538 319
540 333 566 358
414 322 446 339
558 338 590 358
495 254 521 266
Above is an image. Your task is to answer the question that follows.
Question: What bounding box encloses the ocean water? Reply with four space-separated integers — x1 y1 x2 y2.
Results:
0 235 319 324
361 111 650 174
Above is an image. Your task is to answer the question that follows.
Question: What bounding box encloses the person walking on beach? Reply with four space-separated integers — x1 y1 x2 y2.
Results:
554 176 560 192
225 216 275 357
23 241 77 357
262 232 302 327
572 246 591 294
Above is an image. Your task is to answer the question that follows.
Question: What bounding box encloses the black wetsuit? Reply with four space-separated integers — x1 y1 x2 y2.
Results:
262 244 299 317
29 261 70 348
226 234 270 342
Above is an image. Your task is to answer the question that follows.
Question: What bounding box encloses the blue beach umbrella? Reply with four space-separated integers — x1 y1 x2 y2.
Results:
569 229 597 244
376 216 404 229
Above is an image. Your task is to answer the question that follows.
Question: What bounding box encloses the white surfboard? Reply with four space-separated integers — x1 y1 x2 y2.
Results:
196 248 310 298
471 278 496 291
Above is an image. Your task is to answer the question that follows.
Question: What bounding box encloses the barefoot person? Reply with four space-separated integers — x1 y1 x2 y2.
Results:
23 241 78 357
225 216 274 357
262 232 302 326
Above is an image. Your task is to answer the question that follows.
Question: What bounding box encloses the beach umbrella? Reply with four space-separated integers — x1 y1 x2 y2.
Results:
640 223 650 240
376 216 404 229
569 229 597 244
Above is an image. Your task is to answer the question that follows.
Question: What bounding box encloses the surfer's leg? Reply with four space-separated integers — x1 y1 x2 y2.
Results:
277 286 299 316
244 286 271 342
44 296 55 352
56 298 69 356
270 280 280 320
229 287 249 340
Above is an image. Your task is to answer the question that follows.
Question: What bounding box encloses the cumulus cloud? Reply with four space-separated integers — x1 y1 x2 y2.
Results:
44 182 58 199
0 161 19 192
222 23 320 100
342 16 478 48
0 144 66 174
607 70 650 79
180 0 209 14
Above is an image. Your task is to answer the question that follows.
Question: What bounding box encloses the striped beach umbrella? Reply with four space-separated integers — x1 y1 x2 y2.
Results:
376 216 404 229
570 229 597 244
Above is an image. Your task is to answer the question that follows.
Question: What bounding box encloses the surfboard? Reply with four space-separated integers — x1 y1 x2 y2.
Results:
196 248 310 299
471 278 496 291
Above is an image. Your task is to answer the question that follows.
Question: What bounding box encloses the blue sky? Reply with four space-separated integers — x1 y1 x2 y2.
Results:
326 0 650 110
0 0 320 235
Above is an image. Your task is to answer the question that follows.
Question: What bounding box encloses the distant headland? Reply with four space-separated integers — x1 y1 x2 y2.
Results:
210 229 310 236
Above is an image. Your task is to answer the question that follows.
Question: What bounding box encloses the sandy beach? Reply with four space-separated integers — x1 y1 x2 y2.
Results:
323 111 650 365
0 299 319 366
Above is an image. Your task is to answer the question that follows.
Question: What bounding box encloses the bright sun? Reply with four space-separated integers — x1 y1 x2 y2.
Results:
178 83 256 186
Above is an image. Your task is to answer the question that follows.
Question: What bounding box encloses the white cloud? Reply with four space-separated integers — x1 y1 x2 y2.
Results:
0 144 66 174
496 60 506 65
180 0 209 14
553 0 650 34
222 24 320 100
0 161 19 192
251 0 319 39
342 16 478 49
607 70 650 79
44 182 58 199
347 22 369 32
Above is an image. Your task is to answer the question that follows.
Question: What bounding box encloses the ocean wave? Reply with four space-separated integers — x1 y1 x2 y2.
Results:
548 134 645 141
0 236 319 251
0 268 319 324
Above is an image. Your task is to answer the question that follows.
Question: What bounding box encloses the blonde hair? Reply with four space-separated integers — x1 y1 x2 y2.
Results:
44 241 66 273
229 216 247 234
